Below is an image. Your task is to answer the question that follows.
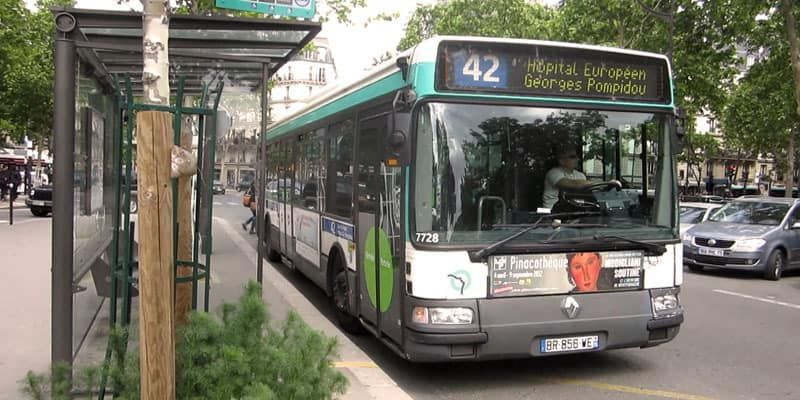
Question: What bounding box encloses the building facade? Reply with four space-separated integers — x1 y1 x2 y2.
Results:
215 38 337 189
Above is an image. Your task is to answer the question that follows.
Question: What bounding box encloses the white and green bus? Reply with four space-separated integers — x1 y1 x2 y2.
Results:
263 36 684 361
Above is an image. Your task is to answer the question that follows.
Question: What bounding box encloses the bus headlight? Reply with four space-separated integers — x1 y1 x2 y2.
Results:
651 288 681 318
730 238 766 252
412 306 473 325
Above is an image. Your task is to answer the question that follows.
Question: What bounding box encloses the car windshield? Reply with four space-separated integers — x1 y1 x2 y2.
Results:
708 201 789 225
680 206 707 224
413 102 678 246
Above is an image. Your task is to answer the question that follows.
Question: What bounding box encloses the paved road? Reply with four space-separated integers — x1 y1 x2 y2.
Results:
212 193 800 400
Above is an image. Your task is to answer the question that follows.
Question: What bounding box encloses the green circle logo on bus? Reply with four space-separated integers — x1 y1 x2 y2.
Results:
364 227 394 312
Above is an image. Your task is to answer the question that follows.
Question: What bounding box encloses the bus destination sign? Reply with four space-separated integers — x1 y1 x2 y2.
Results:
437 42 670 104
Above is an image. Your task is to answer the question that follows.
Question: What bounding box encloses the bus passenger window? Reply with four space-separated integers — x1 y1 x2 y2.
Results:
327 120 354 219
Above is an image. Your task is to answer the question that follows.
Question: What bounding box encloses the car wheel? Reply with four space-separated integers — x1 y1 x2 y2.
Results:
763 249 784 281
264 217 281 262
687 263 703 273
30 207 48 217
331 256 364 334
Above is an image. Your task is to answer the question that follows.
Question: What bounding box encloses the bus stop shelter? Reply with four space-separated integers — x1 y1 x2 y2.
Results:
50 7 320 371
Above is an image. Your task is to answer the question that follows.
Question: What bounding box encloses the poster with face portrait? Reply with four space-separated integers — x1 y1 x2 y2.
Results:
490 250 643 297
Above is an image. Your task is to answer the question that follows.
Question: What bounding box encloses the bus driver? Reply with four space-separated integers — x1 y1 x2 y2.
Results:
541 145 620 209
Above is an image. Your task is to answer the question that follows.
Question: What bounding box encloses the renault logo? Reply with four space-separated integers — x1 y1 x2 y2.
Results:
708 239 717 246
562 296 581 319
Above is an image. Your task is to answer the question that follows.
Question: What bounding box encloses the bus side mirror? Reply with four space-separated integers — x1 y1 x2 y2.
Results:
385 130 408 167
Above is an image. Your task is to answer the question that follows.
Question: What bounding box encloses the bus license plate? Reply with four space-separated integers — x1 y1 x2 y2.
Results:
540 335 599 353
698 247 724 256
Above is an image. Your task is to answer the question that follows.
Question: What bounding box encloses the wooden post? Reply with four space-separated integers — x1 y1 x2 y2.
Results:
137 111 176 400
175 117 194 327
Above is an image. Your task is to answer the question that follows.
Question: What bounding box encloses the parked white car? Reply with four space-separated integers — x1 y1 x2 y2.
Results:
679 202 723 235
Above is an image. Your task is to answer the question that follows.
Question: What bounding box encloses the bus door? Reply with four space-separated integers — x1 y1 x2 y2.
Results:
280 141 295 256
356 113 403 342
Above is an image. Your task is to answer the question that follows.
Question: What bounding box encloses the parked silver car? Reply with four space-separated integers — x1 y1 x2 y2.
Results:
682 196 800 280
679 202 723 235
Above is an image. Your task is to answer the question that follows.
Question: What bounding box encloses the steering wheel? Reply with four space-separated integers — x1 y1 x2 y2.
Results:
582 180 622 192
552 181 621 214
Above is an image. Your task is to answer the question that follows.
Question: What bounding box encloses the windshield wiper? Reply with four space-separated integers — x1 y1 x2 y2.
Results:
474 211 600 259
594 235 667 255
543 234 666 256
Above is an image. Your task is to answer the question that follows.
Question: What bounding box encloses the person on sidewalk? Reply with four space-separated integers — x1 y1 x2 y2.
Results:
9 166 21 201
242 182 256 234
0 164 8 201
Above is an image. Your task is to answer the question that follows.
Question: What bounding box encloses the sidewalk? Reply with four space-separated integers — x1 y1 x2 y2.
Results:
0 218 51 399
0 196 26 210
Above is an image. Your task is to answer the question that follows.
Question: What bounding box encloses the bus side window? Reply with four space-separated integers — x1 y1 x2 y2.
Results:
326 120 354 218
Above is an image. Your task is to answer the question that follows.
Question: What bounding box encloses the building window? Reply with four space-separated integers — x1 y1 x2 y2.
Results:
309 66 313 81
287 66 293 81
308 86 313 96
284 86 290 101
760 164 767 177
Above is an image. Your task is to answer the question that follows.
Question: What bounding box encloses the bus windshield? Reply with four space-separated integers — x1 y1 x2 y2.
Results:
413 102 677 246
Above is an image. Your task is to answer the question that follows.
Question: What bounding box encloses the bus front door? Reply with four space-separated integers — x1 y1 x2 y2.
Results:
355 114 402 343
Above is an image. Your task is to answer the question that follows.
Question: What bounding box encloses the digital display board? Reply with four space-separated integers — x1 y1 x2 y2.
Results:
437 41 671 104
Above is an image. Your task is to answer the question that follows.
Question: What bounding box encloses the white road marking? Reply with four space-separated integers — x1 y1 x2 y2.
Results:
213 201 222 205
713 289 800 310
226 202 238 206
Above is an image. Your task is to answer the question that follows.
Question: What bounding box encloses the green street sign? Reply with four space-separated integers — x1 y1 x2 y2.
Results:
215 0 316 19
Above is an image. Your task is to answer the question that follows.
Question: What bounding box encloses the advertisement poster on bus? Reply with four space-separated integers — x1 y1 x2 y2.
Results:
490 251 643 296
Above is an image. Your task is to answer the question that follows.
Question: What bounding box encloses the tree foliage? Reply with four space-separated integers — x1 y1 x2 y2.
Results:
23 281 348 400
0 0 72 146
397 0 557 51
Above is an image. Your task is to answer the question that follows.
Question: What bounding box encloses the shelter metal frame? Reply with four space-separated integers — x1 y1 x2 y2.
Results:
50 7 320 397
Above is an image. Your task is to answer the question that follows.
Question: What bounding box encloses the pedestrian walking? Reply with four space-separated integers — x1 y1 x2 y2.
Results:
0 164 9 201
242 182 256 234
9 166 21 201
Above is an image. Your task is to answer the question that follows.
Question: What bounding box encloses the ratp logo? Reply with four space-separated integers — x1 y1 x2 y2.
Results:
493 256 507 271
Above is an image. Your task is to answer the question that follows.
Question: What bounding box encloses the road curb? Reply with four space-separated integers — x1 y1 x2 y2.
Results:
215 217 414 400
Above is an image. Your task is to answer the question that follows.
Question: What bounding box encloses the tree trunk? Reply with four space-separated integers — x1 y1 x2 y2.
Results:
136 112 176 400
787 132 795 198
175 117 193 328
142 0 170 106
140 1 175 399
782 0 800 120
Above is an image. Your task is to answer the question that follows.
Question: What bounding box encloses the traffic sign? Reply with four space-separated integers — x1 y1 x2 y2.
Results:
215 0 316 19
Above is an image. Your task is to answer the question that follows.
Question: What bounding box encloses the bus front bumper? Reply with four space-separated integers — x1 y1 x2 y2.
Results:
402 290 682 362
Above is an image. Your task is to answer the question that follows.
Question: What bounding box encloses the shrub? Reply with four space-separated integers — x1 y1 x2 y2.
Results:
23 280 348 400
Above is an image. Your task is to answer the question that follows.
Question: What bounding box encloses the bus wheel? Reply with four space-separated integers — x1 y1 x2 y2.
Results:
264 217 280 262
332 256 364 334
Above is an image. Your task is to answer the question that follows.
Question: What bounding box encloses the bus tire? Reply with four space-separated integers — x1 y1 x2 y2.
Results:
763 249 784 281
331 253 364 334
264 216 280 262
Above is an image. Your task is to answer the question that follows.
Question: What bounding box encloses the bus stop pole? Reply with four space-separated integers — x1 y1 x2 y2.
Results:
52 13 77 370
256 63 269 285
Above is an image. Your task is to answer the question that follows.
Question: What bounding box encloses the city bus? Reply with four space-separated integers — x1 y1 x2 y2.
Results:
263 36 684 361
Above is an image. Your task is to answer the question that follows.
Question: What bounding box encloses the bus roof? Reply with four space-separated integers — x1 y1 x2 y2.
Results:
267 35 674 139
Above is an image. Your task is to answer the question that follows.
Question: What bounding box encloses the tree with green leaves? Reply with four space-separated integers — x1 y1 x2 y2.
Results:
722 2 800 196
397 0 557 51
0 0 72 148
